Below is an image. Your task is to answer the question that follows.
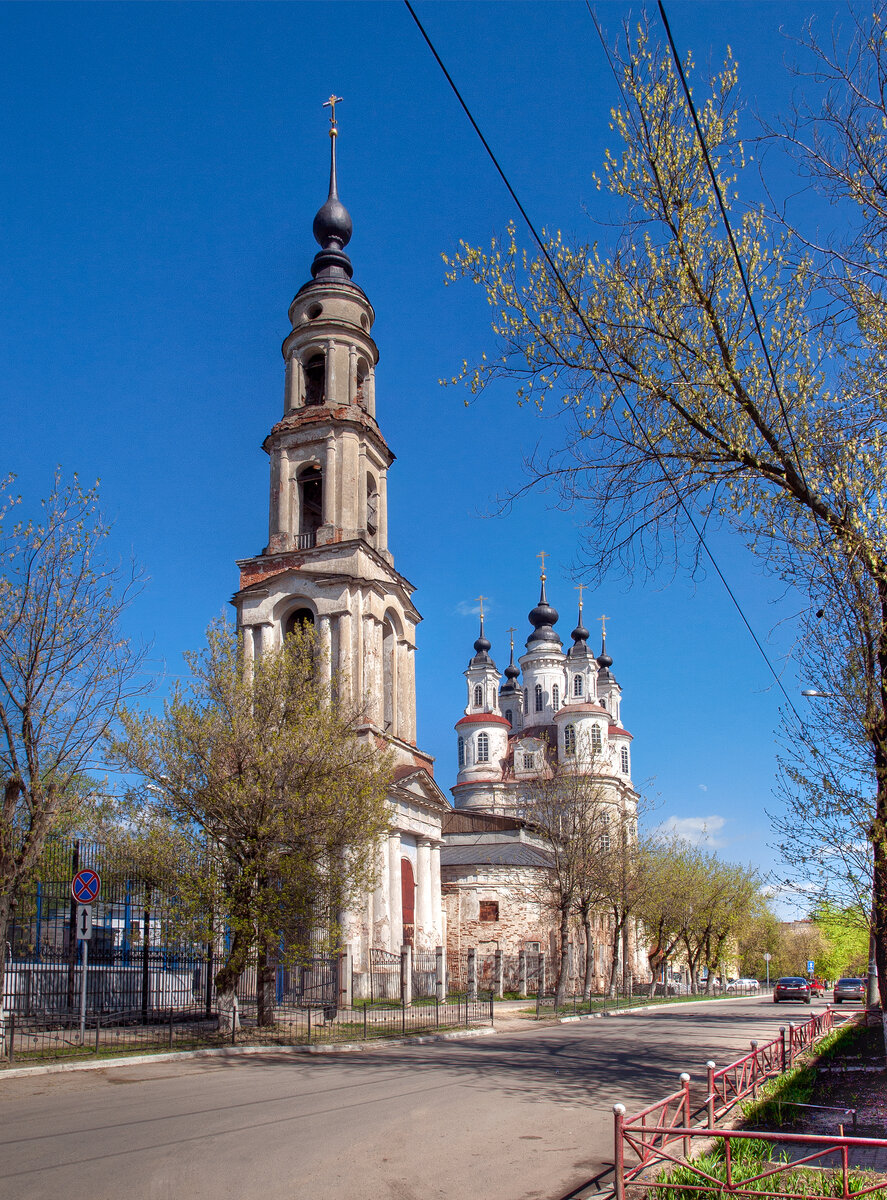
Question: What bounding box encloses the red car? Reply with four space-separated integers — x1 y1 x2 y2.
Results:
773 977 811 1003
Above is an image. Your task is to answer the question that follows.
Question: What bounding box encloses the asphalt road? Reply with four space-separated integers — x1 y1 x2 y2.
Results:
0 997 821 1200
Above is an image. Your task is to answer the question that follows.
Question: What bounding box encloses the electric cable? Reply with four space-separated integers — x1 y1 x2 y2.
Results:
403 0 807 727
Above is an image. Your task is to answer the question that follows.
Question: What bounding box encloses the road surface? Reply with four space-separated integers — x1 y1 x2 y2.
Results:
0 997 814 1200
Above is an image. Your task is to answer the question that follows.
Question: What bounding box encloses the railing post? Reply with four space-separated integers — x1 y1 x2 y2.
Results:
750 1040 759 1096
680 1074 691 1158
494 949 504 999
613 1104 626 1200
519 949 527 998
788 1022 795 1065
467 947 477 1001
400 945 412 1009
540 951 546 998
435 944 445 1004
340 944 353 1009
706 1061 716 1126
779 1026 786 1073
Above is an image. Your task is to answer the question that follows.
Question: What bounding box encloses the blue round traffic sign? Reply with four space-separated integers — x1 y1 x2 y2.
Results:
71 869 101 903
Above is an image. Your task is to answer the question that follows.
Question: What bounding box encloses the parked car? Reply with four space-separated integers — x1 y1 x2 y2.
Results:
833 977 865 1004
726 977 760 992
773 977 811 1003
810 977 826 997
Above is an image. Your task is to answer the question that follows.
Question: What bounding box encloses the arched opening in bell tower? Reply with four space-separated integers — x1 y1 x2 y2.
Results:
303 353 325 406
297 466 323 543
284 607 315 639
366 473 379 538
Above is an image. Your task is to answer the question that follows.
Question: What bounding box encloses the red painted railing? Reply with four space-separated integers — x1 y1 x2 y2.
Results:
613 1008 870 1200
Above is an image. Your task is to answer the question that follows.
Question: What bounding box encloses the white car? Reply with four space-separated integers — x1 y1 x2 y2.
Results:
726 977 761 992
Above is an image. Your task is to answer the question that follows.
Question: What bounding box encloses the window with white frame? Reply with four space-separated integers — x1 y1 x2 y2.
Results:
505 708 513 726
477 732 489 763
534 684 543 712
473 683 483 707
523 752 535 770
458 736 465 767
591 724 603 754
621 745 629 773
564 724 576 756
552 684 560 710
573 674 583 697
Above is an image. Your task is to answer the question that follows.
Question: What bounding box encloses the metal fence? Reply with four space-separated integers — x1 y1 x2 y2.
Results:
3 994 494 1066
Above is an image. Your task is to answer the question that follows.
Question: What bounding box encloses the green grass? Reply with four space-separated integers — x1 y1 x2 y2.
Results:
741 1024 861 1128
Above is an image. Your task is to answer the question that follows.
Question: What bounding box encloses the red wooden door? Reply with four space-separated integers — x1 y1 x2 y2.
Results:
401 857 415 947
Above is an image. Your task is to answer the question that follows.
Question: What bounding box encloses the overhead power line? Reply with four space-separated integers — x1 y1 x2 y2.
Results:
403 0 806 727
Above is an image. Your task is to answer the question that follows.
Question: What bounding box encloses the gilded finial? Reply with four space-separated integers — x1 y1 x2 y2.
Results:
598 613 610 640
475 594 486 620
536 549 549 582
323 94 343 138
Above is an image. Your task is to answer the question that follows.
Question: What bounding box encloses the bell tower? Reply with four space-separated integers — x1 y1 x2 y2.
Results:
233 102 425 755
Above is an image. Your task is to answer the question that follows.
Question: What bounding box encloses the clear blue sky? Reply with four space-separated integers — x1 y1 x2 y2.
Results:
0 2 844 904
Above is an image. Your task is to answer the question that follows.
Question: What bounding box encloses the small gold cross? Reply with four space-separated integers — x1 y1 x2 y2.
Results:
598 613 610 638
506 625 516 651
323 94 344 134
536 550 549 581
575 583 586 606
475 594 486 619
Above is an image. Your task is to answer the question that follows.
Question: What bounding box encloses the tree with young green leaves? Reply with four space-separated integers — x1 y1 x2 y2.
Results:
108 621 393 1029
0 471 146 1018
445 10 887 1003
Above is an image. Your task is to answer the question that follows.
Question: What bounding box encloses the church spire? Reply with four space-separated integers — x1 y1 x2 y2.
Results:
470 596 494 666
311 95 354 282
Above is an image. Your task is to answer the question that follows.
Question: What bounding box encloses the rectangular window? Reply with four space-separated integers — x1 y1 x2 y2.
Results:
523 752 535 770
479 900 500 921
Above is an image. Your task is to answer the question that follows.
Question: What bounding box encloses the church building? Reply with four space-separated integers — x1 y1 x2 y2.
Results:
232 105 650 996
230 102 448 990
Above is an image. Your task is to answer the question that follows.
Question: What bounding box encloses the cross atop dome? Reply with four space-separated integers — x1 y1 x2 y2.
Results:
311 94 354 282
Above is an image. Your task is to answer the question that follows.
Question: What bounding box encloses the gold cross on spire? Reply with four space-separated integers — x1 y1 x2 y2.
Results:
475 594 486 619
598 613 610 639
506 625 516 651
323 94 344 136
536 549 549 581
575 583 586 608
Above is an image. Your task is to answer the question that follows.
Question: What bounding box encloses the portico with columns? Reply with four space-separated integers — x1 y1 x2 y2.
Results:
231 101 448 988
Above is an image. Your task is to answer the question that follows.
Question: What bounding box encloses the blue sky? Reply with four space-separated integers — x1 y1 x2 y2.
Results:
0 2 845 903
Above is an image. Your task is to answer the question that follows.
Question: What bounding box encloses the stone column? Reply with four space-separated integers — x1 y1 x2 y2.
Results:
325 338 337 400
318 617 332 693
371 836 391 950
378 467 388 552
388 833 403 950
337 609 352 707
348 344 357 404
323 436 337 530
367 367 376 418
430 841 442 946
357 444 368 531
400 945 412 1008
285 351 301 412
416 840 433 948
241 624 255 677
268 450 283 542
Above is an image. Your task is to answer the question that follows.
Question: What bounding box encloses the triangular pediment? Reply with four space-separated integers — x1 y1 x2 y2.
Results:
390 766 451 812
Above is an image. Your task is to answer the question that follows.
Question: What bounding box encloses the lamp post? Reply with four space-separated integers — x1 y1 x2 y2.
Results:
801 689 878 1008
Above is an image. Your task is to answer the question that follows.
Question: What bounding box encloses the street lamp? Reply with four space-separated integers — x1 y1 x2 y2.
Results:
801 688 878 1008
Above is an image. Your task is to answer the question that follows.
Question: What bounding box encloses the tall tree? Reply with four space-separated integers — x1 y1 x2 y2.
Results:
0 471 145 1019
445 11 887 1003
108 621 393 1029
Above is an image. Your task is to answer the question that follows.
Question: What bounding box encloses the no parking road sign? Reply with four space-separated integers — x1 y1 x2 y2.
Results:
71 869 101 904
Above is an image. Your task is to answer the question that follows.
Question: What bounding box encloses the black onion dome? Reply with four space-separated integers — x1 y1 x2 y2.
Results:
470 615 495 667
597 632 613 669
527 579 561 647
311 127 354 282
567 603 592 660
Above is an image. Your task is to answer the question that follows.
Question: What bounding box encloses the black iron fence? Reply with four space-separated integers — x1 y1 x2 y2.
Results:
3 994 494 1066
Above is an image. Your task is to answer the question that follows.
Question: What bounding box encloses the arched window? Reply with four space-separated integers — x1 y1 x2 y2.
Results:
552 684 560 710
573 674 583 697
303 353 324 406
473 684 483 707
564 724 576 756
504 708 513 726
523 688 528 711
477 732 489 763
591 724 603 754
621 746 630 774
285 607 315 639
366 473 379 536
458 736 465 767
534 684 543 713
298 466 323 540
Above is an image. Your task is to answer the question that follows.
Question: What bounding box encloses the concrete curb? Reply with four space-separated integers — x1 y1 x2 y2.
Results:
0 1024 497 1080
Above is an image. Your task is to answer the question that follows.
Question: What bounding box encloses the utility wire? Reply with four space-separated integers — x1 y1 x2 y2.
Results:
655 0 860 665
403 0 806 726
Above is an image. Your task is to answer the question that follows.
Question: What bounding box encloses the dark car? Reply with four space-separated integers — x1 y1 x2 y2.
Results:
773 976 811 1003
833 977 865 1004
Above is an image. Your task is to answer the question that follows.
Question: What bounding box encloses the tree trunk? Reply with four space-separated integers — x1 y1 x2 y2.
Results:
256 938 277 1027
622 922 631 993
214 925 251 1033
609 915 624 996
0 888 13 1055
583 915 595 1001
554 907 571 1007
